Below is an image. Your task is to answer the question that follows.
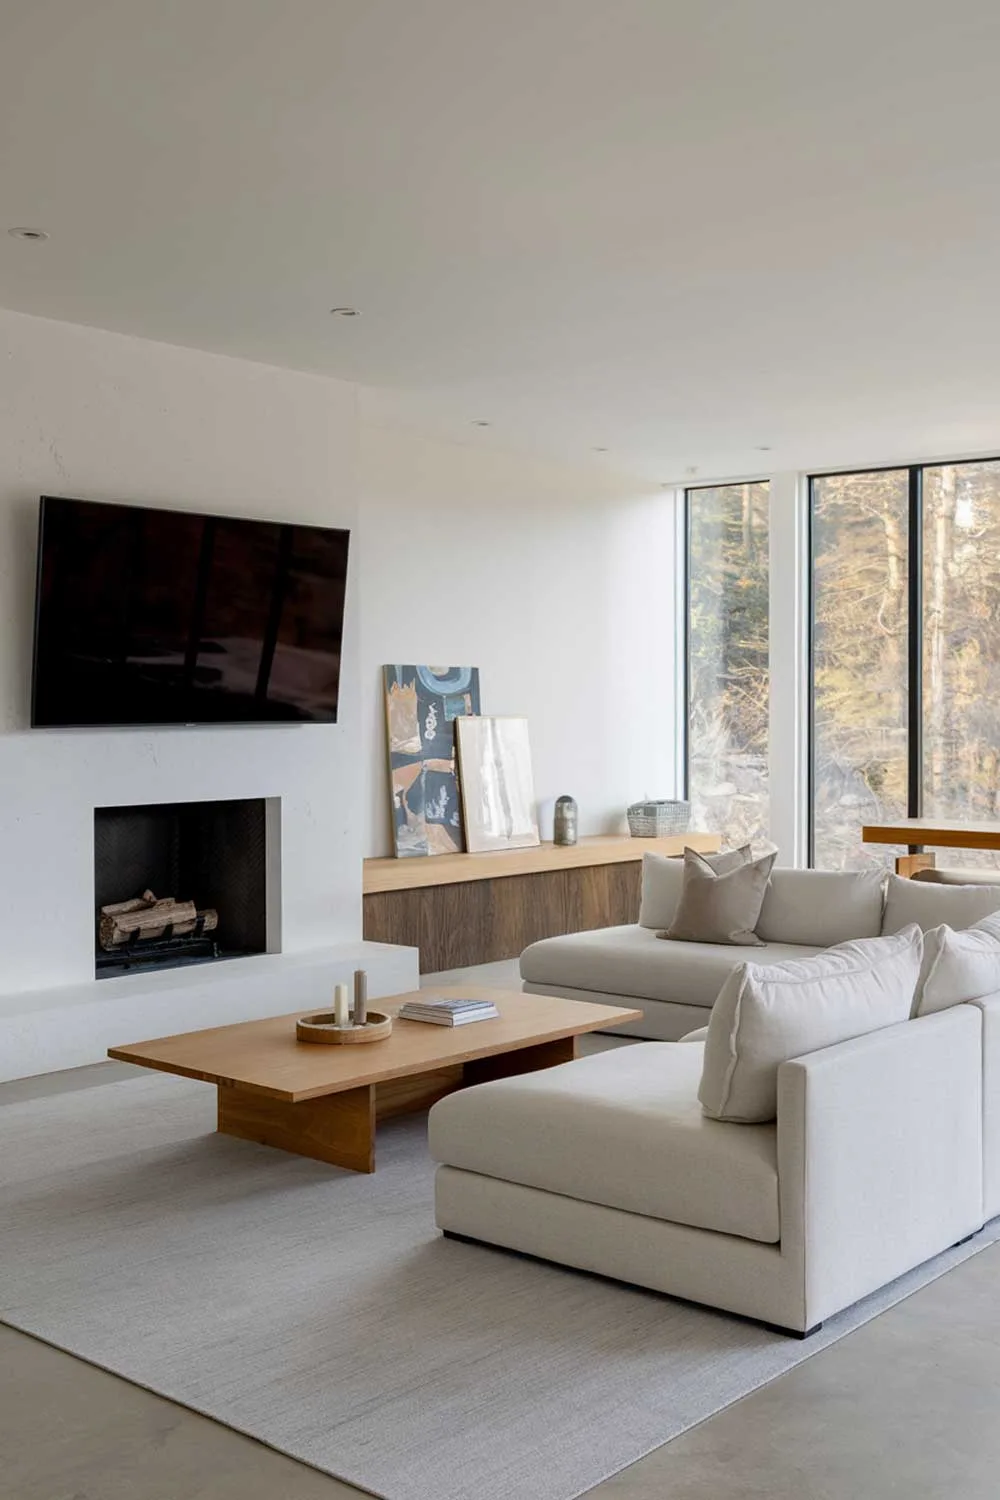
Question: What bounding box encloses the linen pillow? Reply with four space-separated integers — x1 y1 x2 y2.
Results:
701 844 754 875
917 912 1000 1016
663 847 776 946
698 925 923 1123
637 845 751 930
882 874 1000 935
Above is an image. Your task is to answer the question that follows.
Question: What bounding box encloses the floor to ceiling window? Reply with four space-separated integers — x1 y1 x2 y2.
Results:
810 459 1000 870
922 461 1000 850
811 469 909 871
686 482 770 847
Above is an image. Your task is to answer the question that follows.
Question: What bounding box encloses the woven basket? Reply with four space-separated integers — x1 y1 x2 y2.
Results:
627 799 691 837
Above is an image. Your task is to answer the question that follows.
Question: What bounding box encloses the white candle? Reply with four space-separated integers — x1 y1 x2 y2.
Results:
334 983 350 1028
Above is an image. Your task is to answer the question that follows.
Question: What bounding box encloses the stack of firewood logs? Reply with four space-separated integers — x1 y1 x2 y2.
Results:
98 889 219 951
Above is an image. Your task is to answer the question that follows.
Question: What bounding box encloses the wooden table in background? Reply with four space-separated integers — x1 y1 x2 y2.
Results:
362 833 722 972
862 818 1000 876
109 989 643 1173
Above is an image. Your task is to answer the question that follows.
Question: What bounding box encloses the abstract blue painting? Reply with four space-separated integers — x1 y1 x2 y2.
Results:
383 665 481 856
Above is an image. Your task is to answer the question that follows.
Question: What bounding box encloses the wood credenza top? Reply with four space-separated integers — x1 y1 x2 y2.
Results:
363 832 722 894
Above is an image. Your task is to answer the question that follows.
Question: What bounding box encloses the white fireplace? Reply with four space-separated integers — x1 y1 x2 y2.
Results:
0 731 417 1080
93 796 278 978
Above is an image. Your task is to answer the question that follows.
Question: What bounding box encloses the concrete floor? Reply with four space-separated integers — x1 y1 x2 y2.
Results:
5 1035 1000 1497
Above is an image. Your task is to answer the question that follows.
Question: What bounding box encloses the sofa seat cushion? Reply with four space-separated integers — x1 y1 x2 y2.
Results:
428 1042 780 1244
520 924 824 1010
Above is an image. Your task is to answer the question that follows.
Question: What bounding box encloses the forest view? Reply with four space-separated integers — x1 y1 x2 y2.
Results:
921 462 1000 869
812 469 909 870
687 483 770 848
689 462 1000 870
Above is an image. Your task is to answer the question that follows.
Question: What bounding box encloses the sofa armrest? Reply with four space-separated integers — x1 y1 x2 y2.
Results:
968 992 1000 1218
777 1007 983 1329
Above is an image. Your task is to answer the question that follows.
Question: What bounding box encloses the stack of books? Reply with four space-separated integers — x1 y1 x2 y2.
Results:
398 996 500 1027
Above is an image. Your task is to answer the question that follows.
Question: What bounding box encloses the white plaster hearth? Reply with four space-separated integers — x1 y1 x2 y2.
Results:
0 942 417 1082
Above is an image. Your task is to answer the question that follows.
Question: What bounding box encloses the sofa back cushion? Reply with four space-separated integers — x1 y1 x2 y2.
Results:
755 868 885 947
638 853 685 929
882 874 1000 935
918 912 1000 1015
698 926 923 1123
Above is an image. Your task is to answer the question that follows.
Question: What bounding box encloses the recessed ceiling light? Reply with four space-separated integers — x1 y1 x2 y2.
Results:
685 466 699 476
329 306 359 317
755 445 772 452
8 226 49 241
593 446 608 453
472 420 491 427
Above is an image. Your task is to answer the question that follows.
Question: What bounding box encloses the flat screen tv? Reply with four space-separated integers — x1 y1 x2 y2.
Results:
32 496 350 727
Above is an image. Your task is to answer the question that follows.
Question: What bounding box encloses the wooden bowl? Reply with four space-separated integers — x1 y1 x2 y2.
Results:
296 1011 393 1045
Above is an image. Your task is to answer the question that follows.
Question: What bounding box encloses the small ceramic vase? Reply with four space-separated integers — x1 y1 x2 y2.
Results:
553 795 578 847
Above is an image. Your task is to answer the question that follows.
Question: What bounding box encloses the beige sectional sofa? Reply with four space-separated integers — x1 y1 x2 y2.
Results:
428 863 1000 1336
520 856 1000 1040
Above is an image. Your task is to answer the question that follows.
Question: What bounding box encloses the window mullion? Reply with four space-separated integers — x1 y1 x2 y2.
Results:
907 466 924 820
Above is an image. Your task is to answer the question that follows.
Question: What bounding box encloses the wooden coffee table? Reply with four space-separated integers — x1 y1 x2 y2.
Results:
108 987 641 1173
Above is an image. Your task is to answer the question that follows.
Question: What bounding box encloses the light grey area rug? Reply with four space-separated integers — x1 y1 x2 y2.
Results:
2 1073 998 1500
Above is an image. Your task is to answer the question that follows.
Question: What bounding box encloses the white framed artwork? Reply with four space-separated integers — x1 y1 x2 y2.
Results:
456 716 541 854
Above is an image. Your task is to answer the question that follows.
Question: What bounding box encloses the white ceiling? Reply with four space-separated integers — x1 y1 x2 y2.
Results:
3 0 1000 482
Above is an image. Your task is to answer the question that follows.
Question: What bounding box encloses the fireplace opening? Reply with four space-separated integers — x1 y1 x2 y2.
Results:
94 798 272 978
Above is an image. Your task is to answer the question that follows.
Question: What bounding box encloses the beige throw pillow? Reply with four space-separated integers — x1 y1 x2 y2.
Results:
698 926 923 1123
699 844 753 876
662 847 776 946
917 912 1000 1015
639 845 752 930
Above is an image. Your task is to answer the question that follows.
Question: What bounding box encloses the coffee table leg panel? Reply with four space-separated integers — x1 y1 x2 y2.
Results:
464 1035 576 1086
217 1084 376 1172
375 1064 465 1121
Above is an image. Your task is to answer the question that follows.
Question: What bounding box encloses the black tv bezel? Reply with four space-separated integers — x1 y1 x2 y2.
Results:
30 494 350 730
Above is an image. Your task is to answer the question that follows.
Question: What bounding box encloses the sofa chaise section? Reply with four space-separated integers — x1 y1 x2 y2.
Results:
430 1006 983 1334
430 1041 780 1243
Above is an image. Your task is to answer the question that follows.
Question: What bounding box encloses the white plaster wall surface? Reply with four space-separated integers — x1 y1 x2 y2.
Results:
358 425 680 856
0 308 363 994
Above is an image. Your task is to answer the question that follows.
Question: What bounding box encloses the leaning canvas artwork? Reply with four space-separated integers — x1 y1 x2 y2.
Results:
383 665 481 856
456 715 541 854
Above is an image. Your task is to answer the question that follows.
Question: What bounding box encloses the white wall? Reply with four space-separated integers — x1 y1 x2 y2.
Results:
0 307 684 1006
357 425 680 856
0 308 363 995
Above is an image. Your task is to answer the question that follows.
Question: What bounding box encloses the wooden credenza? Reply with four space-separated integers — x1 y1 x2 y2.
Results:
362 833 721 973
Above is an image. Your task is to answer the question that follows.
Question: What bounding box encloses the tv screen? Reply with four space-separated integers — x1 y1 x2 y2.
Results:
32 496 350 727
